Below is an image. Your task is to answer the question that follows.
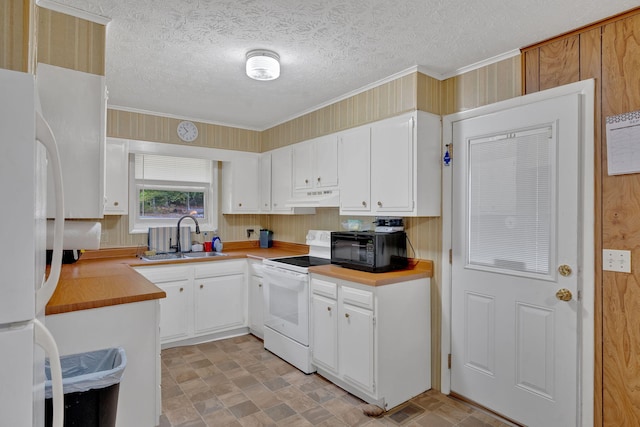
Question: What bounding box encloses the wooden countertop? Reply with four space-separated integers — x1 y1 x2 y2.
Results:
309 259 433 286
45 242 308 316
46 241 433 315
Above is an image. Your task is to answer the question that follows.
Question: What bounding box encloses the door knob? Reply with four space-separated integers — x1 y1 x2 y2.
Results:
556 288 572 301
558 264 572 277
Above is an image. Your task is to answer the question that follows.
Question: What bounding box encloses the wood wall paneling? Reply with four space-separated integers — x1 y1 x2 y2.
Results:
439 56 521 116
523 49 540 94
538 35 580 91
107 109 261 152
601 13 640 427
0 0 26 71
261 73 420 151
36 7 105 75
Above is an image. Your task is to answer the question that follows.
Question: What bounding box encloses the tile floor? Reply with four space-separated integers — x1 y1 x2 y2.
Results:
159 335 514 427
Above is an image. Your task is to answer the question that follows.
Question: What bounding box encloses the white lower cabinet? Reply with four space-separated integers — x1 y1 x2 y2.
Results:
135 260 248 346
311 293 338 371
194 273 245 334
340 301 374 393
310 274 431 411
160 279 192 341
248 261 265 338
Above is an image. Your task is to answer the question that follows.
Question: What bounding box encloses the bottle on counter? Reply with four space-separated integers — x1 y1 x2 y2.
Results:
212 230 223 252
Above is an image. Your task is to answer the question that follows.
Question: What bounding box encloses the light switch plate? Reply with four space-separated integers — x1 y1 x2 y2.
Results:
603 249 631 273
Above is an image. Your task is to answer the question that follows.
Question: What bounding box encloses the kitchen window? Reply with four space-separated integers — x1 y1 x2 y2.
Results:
129 153 217 233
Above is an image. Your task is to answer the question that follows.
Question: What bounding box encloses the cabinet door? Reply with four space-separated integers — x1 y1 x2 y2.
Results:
311 294 338 372
259 153 272 212
292 141 313 191
37 63 107 219
248 274 264 337
158 280 191 342
270 147 293 212
194 274 245 334
315 135 339 189
104 139 129 215
340 303 374 393
371 115 414 213
338 126 371 212
223 155 260 213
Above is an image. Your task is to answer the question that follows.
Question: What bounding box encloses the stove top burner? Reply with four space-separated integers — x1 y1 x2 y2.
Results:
269 256 331 268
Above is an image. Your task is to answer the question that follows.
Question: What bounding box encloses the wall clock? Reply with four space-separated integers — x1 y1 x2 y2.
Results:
177 120 198 142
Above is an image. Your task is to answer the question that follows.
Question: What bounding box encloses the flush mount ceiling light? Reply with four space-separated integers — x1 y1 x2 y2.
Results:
246 50 280 81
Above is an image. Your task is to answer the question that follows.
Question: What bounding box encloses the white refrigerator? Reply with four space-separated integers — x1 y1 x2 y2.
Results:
0 68 65 426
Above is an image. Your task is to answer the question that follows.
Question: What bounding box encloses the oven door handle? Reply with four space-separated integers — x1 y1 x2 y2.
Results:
262 265 308 282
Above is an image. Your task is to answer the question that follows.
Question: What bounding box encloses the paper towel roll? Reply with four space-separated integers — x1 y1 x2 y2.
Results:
46 220 102 250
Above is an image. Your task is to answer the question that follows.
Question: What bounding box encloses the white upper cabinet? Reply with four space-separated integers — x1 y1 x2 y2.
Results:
259 152 272 212
370 114 415 213
221 153 260 213
37 63 107 219
293 135 339 192
338 111 441 217
270 146 293 213
338 126 371 212
104 138 129 215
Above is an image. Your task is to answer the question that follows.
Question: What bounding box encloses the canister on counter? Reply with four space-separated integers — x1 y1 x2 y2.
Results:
259 229 273 248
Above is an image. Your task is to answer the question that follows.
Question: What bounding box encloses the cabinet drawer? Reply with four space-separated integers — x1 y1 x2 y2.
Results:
311 278 337 299
135 266 190 283
342 286 373 310
194 260 245 279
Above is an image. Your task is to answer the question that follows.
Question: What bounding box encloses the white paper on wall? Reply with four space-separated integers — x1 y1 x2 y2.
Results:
606 110 640 175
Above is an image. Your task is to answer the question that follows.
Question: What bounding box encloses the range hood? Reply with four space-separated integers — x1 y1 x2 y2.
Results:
285 189 340 208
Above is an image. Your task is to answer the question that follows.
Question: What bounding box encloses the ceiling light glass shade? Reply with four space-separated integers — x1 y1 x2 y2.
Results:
246 50 280 81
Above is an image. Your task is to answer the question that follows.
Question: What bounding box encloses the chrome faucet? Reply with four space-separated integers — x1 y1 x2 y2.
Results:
174 215 201 253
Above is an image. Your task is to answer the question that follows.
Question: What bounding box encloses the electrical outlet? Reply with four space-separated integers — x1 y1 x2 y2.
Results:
603 249 631 273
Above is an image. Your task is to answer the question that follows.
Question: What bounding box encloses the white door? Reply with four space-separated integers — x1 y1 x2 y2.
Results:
451 93 583 426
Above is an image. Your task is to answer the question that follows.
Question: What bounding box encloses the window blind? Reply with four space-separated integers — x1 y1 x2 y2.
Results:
134 154 212 183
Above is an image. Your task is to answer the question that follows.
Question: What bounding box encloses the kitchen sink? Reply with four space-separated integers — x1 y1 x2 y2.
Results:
139 252 227 262
182 251 228 258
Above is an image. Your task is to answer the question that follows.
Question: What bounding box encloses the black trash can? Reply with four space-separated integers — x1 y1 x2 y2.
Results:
45 347 127 427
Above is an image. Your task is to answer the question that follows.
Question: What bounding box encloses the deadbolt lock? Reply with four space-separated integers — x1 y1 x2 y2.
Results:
558 264 572 277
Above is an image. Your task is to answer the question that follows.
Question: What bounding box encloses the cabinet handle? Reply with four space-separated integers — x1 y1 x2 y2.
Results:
305 179 309 184
317 177 321 183
327 306 331 312
362 201 367 207
344 313 350 318
200 284 204 289
113 201 119 206
258 283 262 288
238 202 242 207
377 201 382 207
179 287 184 292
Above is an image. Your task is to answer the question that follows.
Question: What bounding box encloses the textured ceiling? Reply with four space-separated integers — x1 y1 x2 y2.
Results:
48 0 638 130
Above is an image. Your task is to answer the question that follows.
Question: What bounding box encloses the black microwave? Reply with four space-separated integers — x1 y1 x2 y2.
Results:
330 231 408 273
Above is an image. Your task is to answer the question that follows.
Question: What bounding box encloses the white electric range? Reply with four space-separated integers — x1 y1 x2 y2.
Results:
261 230 332 373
